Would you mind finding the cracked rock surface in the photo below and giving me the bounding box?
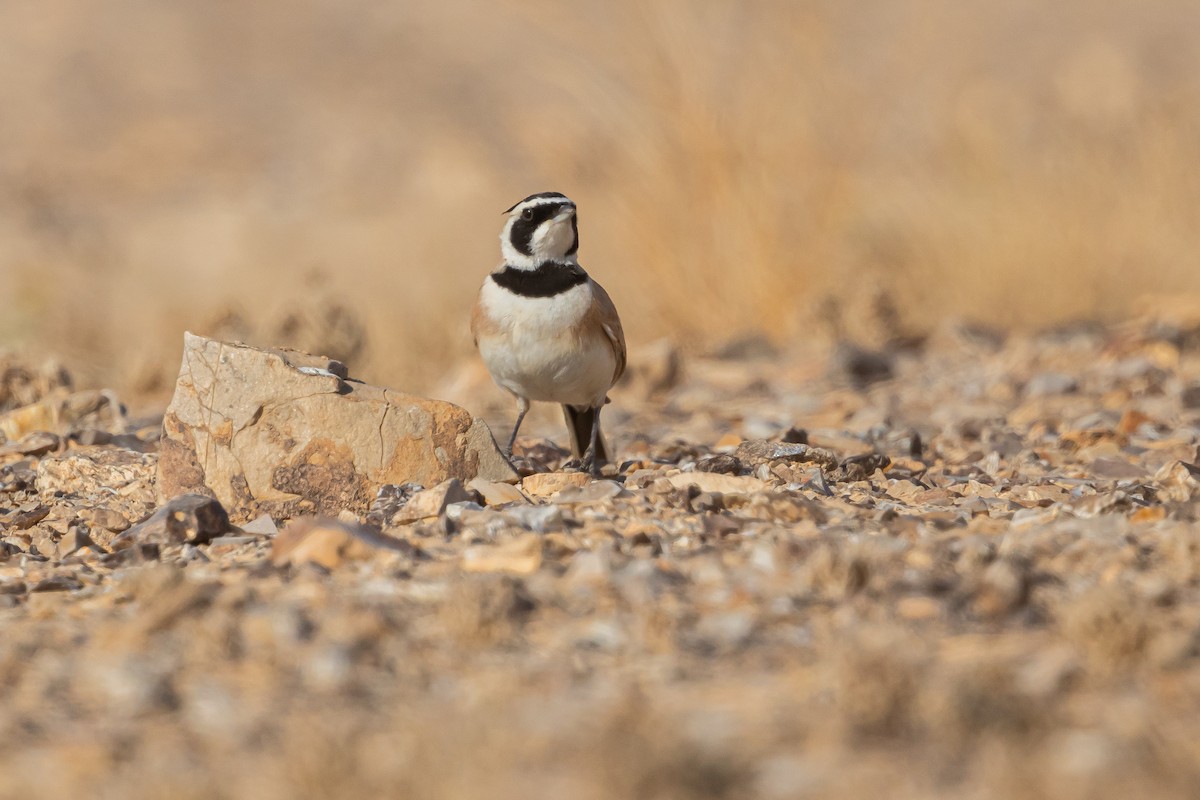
[157,332,517,521]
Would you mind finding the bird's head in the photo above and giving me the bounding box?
[500,191,579,268]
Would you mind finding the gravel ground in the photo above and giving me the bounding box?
[3,315,1200,799]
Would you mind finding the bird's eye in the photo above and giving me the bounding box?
[521,208,534,221]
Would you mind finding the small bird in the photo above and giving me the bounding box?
[471,192,626,474]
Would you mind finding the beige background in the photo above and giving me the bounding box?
[2,0,1198,402]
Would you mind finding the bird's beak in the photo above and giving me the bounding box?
[555,205,577,221]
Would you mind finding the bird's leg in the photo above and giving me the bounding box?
[506,396,530,459]
[580,405,603,477]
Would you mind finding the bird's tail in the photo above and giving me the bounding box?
[562,404,608,464]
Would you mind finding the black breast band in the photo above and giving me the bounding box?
[490,262,588,298]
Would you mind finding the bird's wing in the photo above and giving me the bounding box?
[584,278,627,385]
[469,286,493,349]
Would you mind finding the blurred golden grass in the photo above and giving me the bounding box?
[2,0,1199,402]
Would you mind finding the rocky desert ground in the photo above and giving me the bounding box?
[3,305,1200,800]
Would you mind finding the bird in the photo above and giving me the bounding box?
[471,191,626,475]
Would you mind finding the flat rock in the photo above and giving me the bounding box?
[241,513,279,536]
[552,480,627,505]
[0,431,60,458]
[271,517,412,569]
[461,534,543,575]
[36,447,157,504]
[665,472,770,495]
[156,333,516,522]
[735,440,839,470]
[521,472,591,498]
[3,504,50,530]
[0,388,125,441]
[468,478,529,506]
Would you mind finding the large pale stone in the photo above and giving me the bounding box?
[271,517,412,569]
[664,472,769,495]
[157,333,515,522]
[520,472,591,498]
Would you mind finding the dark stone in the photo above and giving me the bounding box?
[781,427,808,444]
[832,342,894,388]
[6,504,50,530]
[839,453,892,481]
[696,454,742,475]
[115,494,234,549]
[30,575,83,592]
[1182,383,1200,410]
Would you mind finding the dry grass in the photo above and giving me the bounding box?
[3,0,1200,403]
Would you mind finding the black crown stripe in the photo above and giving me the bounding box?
[503,191,569,213]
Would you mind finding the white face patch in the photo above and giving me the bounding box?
[530,213,576,260]
[499,196,579,268]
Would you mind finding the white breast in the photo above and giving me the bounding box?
[476,278,616,407]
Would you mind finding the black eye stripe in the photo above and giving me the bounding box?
[508,202,571,256]
[566,213,579,256]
